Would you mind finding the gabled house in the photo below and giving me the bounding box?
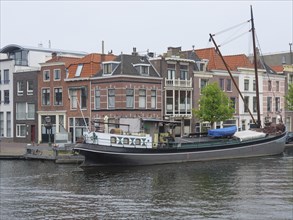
[151,47,196,136]
[65,53,116,143]
[38,55,82,144]
[91,48,162,134]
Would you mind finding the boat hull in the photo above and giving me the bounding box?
[74,132,287,167]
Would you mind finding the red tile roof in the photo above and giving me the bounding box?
[271,65,284,73]
[67,53,116,78]
[46,56,80,67]
[194,47,254,71]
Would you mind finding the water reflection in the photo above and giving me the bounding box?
[1,153,292,219]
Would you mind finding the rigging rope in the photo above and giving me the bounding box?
[213,20,251,36]
[219,31,250,47]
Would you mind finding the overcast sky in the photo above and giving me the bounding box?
[1,1,292,56]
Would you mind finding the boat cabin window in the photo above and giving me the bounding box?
[135,139,141,145]
[123,138,129,145]
[111,137,116,144]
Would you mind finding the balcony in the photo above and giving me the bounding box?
[165,78,192,88]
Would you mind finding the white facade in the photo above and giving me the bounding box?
[0,58,14,137]
[0,44,87,139]
[238,68,264,130]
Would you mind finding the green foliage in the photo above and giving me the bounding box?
[285,83,293,110]
[192,83,235,127]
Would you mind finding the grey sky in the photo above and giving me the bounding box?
[1,0,292,56]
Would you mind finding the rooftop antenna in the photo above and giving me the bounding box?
[102,40,104,54]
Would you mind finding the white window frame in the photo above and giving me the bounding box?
[16,124,26,137]
[27,81,33,95]
[139,89,146,109]
[17,81,24,96]
[54,69,61,81]
[54,87,63,106]
[75,64,83,77]
[43,70,50,81]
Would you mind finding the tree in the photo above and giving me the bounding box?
[193,82,235,128]
[285,83,293,110]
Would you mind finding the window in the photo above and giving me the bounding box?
[219,78,225,90]
[166,90,173,114]
[54,69,61,80]
[16,124,26,137]
[244,96,249,113]
[17,81,24,95]
[275,97,280,112]
[16,103,26,119]
[126,89,134,108]
[14,50,28,66]
[75,64,83,77]
[267,97,272,112]
[253,80,256,91]
[244,79,249,91]
[27,103,35,119]
[268,80,272,91]
[135,65,149,75]
[6,112,11,137]
[27,81,33,95]
[276,81,279,92]
[200,79,208,92]
[253,96,257,112]
[42,88,50,105]
[104,63,112,74]
[54,88,63,105]
[95,88,100,109]
[167,64,175,79]
[180,65,188,80]
[69,90,77,109]
[4,90,9,104]
[43,70,50,81]
[226,79,232,91]
[151,90,156,109]
[103,62,119,75]
[4,69,9,84]
[108,89,115,109]
[139,89,146,108]
[81,88,87,109]
[16,103,35,120]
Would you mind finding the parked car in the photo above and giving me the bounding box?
[286,132,293,144]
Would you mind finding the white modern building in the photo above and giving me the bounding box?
[0,44,87,139]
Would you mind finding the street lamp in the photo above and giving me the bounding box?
[45,116,52,147]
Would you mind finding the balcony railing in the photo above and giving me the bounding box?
[165,78,192,88]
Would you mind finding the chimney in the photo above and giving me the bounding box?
[132,47,138,56]
[102,40,104,54]
[52,52,57,59]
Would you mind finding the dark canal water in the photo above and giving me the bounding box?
[1,149,292,220]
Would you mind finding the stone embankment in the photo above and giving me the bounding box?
[0,140,84,164]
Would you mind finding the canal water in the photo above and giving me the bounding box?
[1,149,292,220]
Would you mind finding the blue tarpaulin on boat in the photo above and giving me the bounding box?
[208,126,237,138]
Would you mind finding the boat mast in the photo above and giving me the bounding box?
[209,33,258,126]
[251,5,261,128]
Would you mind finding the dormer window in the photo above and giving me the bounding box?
[196,59,209,72]
[133,64,150,75]
[75,64,83,77]
[102,62,119,75]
